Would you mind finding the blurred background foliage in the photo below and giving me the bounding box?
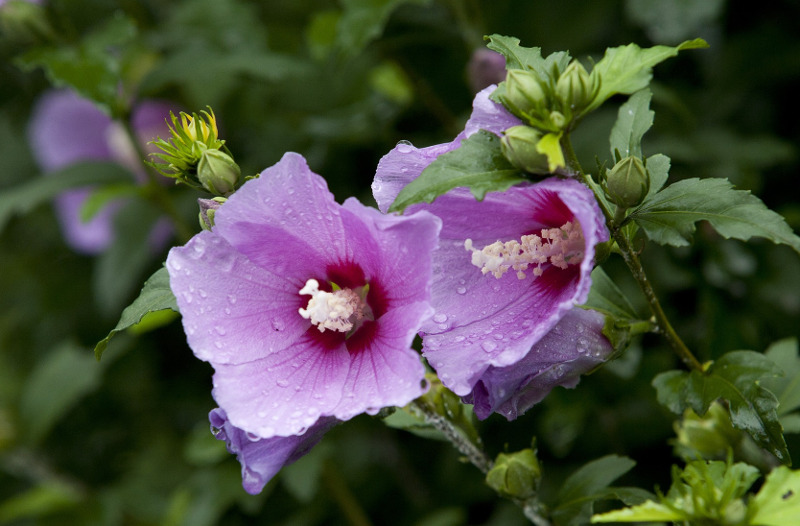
[1,0,799,524]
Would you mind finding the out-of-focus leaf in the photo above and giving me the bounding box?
[281,442,331,503]
[19,341,105,443]
[92,199,169,314]
[16,14,137,115]
[79,182,141,222]
[749,466,800,526]
[551,454,637,526]
[336,0,431,57]
[586,39,708,113]
[609,89,654,160]
[94,265,178,360]
[0,483,82,523]
[652,351,790,464]
[389,131,526,213]
[625,0,726,44]
[629,177,800,256]
[0,161,132,233]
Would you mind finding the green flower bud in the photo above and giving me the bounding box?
[604,156,649,209]
[556,60,595,112]
[197,149,241,196]
[548,110,566,130]
[198,197,226,231]
[501,125,551,175]
[504,69,547,116]
[486,449,541,500]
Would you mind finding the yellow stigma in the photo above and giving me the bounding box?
[465,220,584,280]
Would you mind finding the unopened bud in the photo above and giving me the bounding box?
[504,69,547,116]
[556,61,595,112]
[486,449,541,499]
[501,125,551,175]
[197,149,240,196]
[198,197,226,231]
[605,156,649,209]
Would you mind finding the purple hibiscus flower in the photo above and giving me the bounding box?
[167,152,441,492]
[27,89,174,254]
[373,85,613,420]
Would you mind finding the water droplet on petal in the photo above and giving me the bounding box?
[276,379,289,388]
[271,318,285,331]
[433,313,447,323]
[481,341,497,353]
[456,286,467,295]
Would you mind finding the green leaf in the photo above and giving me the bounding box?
[629,177,800,256]
[584,267,640,320]
[643,153,670,199]
[749,466,800,526]
[19,342,105,443]
[551,455,637,526]
[762,338,800,416]
[592,499,682,523]
[16,14,137,115]
[0,161,132,234]
[586,39,708,113]
[652,351,790,464]
[94,266,179,360]
[388,130,526,213]
[485,34,572,78]
[382,406,447,442]
[609,89,654,160]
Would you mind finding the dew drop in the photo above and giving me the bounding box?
[271,318,285,331]
[456,286,467,295]
[276,379,289,388]
[214,326,226,336]
[227,294,237,304]
[245,431,260,442]
[433,313,447,323]
[481,341,497,353]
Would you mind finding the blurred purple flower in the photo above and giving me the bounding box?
[373,86,611,420]
[167,153,441,489]
[209,408,336,494]
[27,89,174,254]
[467,48,507,93]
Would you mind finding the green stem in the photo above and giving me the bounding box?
[410,401,552,526]
[410,400,492,474]
[119,117,194,244]
[561,136,703,372]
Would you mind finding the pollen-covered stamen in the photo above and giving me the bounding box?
[298,279,370,333]
[465,220,584,280]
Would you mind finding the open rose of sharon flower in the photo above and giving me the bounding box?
[167,152,441,493]
[373,85,613,420]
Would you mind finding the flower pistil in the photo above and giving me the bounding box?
[465,220,584,280]
[298,279,372,333]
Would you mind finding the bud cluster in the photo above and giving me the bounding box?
[148,108,241,196]
[498,59,599,134]
[485,448,542,500]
